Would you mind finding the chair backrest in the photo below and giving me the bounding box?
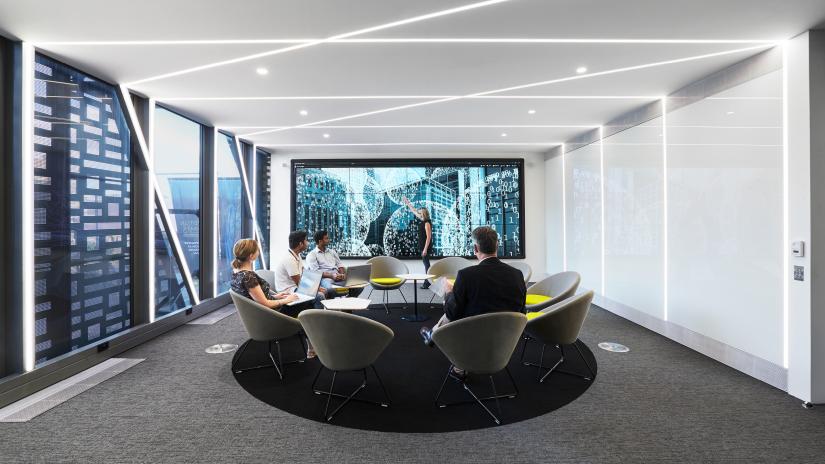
[525,291,594,345]
[427,257,473,279]
[298,309,394,371]
[257,269,276,288]
[366,256,409,279]
[508,261,532,284]
[230,291,303,341]
[431,312,527,375]
[527,271,580,301]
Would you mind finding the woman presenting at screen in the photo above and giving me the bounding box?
[403,196,433,289]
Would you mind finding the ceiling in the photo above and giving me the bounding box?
[1,0,824,154]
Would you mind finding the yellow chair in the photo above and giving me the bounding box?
[366,256,409,315]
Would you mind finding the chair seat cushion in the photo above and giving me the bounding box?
[526,312,542,320]
[526,294,552,305]
[334,287,349,294]
[372,277,402,285]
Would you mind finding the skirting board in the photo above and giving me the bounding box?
[591,293,788,392]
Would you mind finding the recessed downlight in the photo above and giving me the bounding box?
[576,66,588,74]
[323,133,330,138]
[299,109,309,116]
[726,111,735,115]
[527,109,536,114]
[501,132,508,137]
[255,67,269,76]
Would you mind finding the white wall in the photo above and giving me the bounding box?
[544,150,565,275]
[270,152,547,277]
[545,55,792,391]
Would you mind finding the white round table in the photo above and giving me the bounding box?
[396,273,435,322]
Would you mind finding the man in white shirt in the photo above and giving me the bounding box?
[306,230,363,298]
[274,230,327,307]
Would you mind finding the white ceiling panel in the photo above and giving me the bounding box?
[363,0,825,40]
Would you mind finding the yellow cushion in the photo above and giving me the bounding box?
[334,287,349,294]
[447,278,455,285]
[526,312,543,320]
[371,277,402,285]
[526,294,552,305]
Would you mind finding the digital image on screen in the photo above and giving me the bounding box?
[292,159,524,258]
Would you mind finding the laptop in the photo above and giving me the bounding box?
[286,270,323,306]
[339,264,372,287]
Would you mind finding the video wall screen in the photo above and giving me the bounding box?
[291,159,524,259]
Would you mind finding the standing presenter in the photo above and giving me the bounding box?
[403,196,433,289]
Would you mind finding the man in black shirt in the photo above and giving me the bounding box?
[421,226,526,346]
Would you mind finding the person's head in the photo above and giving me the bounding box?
[420,208,430,221]
[471,226,498,259]
[288,230,309,252]
[313,230,330,249]
[232,238,260,269]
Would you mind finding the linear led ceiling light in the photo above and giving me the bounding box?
[223,124,599,129]
[38,38,780,46]
[242,43,772,138]
[125,0,510,86]
[258,142,563,147]
[158,95,660,102]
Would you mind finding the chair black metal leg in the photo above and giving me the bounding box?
[323,371,337,420]
[364,286,373,299]
[371,365,392,406]
[536,344,545,380]
[434,365,453,407]
[231,339,251,373]
[398,289,408,309]
[298,334,308,362]
[463,382,501,425]
[489,375,503,420]
[548,342,593,381]
[311,364,324,393]
[519,335,530,363]
[268,341,284,380]
[382,291,390,315]
[504,366,519,397]
[326,372,367,422]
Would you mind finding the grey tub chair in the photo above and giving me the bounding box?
[508,261,532,285]
[426,257,473,304]
[298,309,394,422]
[521,291,596,383]
[432,312,527,425]
[365,256,409,314]
[256,269,277,288]
[525,271,581,313]
[229,291,307,380]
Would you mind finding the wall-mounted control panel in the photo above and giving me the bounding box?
[792,241,805,258]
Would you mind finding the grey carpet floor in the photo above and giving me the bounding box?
[1,285,825,463]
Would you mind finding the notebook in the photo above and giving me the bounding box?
[286,270,322,306]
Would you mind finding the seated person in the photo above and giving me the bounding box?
[273,230,331,308]
[230,238,299,314]
[420,226,527,353]
[305,230,363,297]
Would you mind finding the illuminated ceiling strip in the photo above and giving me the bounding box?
[118,84,200,307]
[243,44,772,137]
[259,142,563,147]
[125,0,510,85]
[662,98,669,322]
[36,38,779,46]
[159,95,659,101]
[561,143,567,272]
[222,124,598,130]
[782,43,789,369]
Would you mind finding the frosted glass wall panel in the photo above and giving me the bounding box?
[667,70,783,365]
[565,143,602,293]
[603,119,664,318]
[545,154,565,275]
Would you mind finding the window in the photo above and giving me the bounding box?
[153,107,201,308]
[216,134,247,293]
[154,204,192,317]
[32,54,131,364]
[255,149,271,267]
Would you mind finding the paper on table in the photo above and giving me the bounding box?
[321,298,372,310]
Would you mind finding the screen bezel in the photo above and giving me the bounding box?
[290,158,526,260]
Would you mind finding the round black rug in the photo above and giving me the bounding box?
[232,304,597,432]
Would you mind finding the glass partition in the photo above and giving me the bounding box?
[32,54,132,364]
[153,106,201,314]
[216,134,245,293]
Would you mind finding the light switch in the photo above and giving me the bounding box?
[792,241,805,257]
